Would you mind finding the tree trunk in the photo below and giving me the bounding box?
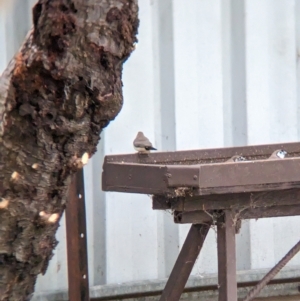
[0,0,138,300]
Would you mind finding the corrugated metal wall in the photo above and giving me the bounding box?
[1,0,300,294]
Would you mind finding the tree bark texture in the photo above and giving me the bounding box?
[0,1,138,300]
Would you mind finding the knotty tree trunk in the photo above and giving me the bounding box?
[0,1,138,300]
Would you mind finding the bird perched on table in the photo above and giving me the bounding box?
[133,132,157,153]
[268,149,287,159]
[226,155,246,163]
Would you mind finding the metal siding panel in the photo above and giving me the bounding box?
[246,0,272,144]
[104,0,159,284]
[173,0,200,151]
[173,0,225,277]
[271,0,300,262]
[246,0,299,270]
[0,9,7,74]
[245,0,276,270]
[84,144,107,286]
[151,0,180,275]
[151,0,180,277]
[297,0,300,140]
[1,0,300,294]
[196,0,224,149]
[222,0,247,147]
[268,1,297,143]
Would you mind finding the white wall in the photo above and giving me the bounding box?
[1,0,300,293]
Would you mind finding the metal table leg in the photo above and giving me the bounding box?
[159,223,211,301]
[66,169,90,301]
[217,210,237,301]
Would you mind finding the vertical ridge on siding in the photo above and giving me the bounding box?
[193,0,224,276]
[246,0,299,270]
[173,0,224,277]
[151,0,179,279]
[221,0,233,147]
[222,0,248,146]
[271,0,300,268]
[196,0,224,149]
[173,0,203,276]
[296,0,300,139]
[245,0,275,270]
[84,139,107,286]
[104,0,158,284]
[173,0,200,151]
[152,0,176,152]
[222,0,251,271]
[268,0,297,143]
[230,0,247,146]
[0,6,8,74]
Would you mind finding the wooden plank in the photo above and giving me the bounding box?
[174,210,213,224]
[159,224,211,301]
[102,162,169,194]
[104,142,300,165]
[102,162,200,194]
[66,170,90,301]
[152,195,184,210]
[197,157,300,195]
[173,205,300,224]
[103,158,300,195]
[240,204,300,219]
[182,189,300,211]
[217,211,237,301]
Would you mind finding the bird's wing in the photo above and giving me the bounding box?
[134,136,153,148]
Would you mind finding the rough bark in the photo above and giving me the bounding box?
[0,0,138,300]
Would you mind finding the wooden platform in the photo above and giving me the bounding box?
[101,142,300,301]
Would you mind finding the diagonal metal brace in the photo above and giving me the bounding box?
[159,223,211,301]
[242,238,300,301]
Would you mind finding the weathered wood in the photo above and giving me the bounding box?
[173,204,300,224]
[102,162,171,194]
[0,0,138,299]
[104,141,300,165]
[152,189,300,212]
[217,211,237,301]
[152,195,184,210]
[174,210,214,224]
[159,224,211,301]
[185,189,300,211]
[103,157,300,196]
[239,204,300,219]
[196,157,300,195]
[66,170,89,301]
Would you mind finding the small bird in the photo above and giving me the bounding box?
[269,149,287,159]
[133,132,157,153]
[226,155,246,163]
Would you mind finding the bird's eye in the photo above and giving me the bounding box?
[277,150,286,158]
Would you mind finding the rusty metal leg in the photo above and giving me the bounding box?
[159,223,211,301]
[66,169,90,301]
[217,210,237,301]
